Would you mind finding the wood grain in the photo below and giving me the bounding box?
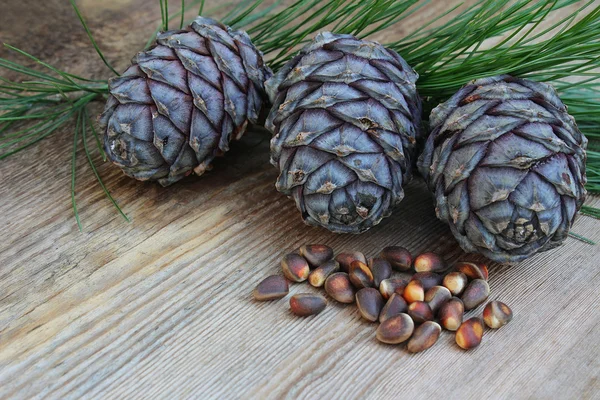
[1,1,599,399]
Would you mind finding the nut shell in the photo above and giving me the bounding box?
[438,297,464,331]
[379,278,409,300]
[407,321,441,353]
[483,301,513,328]
[478,263,489,280]
[407,301,434,324]
[376,313,414,344]
[335,251,367,273]
[414,253,446,273]
[424,285,452,314]
[411,272,443,291]
[461,279,490,310]
[403,280,425,303]
[368,258,392,287]
[456,317,484,350]
[455,261,488,281]
[299,244,334,267]
[356,288,384,322]
[324,272,356,303]
[290,293,327,316]
[253,275,289,301]
[380,246,412,271]
[308,260,340,287]
[281,253,310,282]
[443,271,468,296]
[349,260,374,289]
[379,293,408,323]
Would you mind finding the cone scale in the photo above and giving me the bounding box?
[418,75,587,263]
[99,17,272,186]
[266,32,422,233]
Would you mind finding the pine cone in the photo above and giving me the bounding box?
[265,33,422,233]
[99,17,272,186]
[418,75,587,263]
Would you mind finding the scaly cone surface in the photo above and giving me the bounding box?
[418,75,587,263]
[266,32,422,233]
[100,17,272,186]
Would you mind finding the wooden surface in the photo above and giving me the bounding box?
[1,1,599,399]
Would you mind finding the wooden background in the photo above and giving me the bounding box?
[1,1,599,399]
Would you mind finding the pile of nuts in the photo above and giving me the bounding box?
[253,245,513,353]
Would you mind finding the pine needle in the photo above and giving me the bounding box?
[88,110,106,161]
[160,0,166,32]
[144,0,232,49]
[569,232,596,245]
[165,0,169,30]
[581,206,600,219]
[181,0,186,29]
[82,108,129,222]
[71,110,83,231]
[69,0,119,76]
[160,0,169,31]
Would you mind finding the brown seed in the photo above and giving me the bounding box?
[253,275,289,301]
[403,280,424,303]
[368,258,392,287]
[413,252,446,273]
[483,301,513,329]
[456,317,484,350]
[478,263,489,280]
[335,251,367,273]
[376,313,414,344]
[380,246,412,271]
[281,253,310,282]
[411,272,443,291]
[379,278,409,300]
[424,285,452,314]
[461,279,490,310]
[356,288,384,322]
[349,260,374,289]
[379,293,408,323]
[443,271,468,296]
[308,260,340,287]
[407,301,434,324]
[289,293,327,316]
[455,261,488,281]
[324,272,356,303]
[299,244,334,267]
[439,297,464,331]
[407,321,441,353]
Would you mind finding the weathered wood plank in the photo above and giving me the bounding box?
[0,1,599,399]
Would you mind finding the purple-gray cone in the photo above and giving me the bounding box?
[99,17,272,186]
[265,33,422,234]
[418,75,587,263]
